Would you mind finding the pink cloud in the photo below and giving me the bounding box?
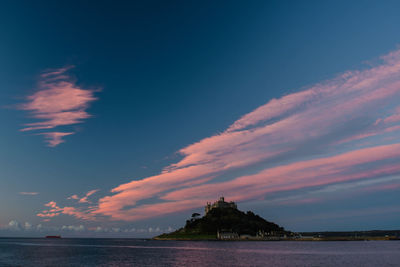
[97,199,207,221]
[62,206,95,220]
[93,144,400,221]
[226,90,316,132]
[18,66,99,146]
[54,48,400,222]
[37,213,60,218]
[67,190,99,203]
[384,112,400,124]
[39,132,74,147]
[79,189,99,203]
[37,201,63,218]
[37,201,96,221]
[45,201,58,208]
[162,144,400,202]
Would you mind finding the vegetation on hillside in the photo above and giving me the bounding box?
[156,207,288,239]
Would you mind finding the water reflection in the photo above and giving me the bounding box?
[0,238,399,266]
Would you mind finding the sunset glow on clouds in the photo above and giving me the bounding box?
[71,189,99,204]
[39,49,400,223]
[36,189,100,221]
[18,66,98,146]
[68,48,400,222]
[37,200,95,221]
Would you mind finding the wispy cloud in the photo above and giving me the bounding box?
[39,132,74,147]
[19,192,39,196]
[87,48,400,221]
[37,190,100,222]
[18,66,99,146]
[37,201,95,221]
[67,189,99,203]
[78,189,99,203]
[33,49,397,222]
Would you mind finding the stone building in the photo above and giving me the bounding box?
[205,196,237,214]
[217,230,239,240]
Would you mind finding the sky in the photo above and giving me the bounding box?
[1,0,400,237]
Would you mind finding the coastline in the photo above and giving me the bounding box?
[154,230,400,241]
[153,236,400,241]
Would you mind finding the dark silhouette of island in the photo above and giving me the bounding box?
[155,197,290,240]
[154,197,400,241]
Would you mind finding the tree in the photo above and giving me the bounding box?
[191,213,200,219]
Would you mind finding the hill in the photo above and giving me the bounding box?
[155,206,288,240]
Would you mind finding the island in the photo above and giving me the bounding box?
[154,197,400,241]
[154,197,290,240]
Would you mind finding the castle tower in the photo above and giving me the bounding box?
[205,197,237,214]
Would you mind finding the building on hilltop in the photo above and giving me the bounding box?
[205,196,237,214]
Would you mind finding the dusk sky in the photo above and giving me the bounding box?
[1,0,400,237]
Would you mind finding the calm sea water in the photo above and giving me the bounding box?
[0,238,399,266]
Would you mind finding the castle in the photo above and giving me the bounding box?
[205,197,237,214]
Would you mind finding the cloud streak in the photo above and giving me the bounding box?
[78,189,99,203]
[64,48,400,222]
[18,66,98,146]
[67,189,99,203]
[19,192,39,196]
[37,201,95,221]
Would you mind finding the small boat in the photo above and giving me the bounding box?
[45,235,61,239]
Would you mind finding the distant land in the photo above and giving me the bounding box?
[154,197,400,241]
[298,230,400,241]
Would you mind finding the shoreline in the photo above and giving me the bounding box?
[153,237,400,241]
[154,229,400,241]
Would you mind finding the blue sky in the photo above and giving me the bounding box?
[1,0,400,237]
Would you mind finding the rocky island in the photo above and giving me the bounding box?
[154,197,290,240]
[154,197,400,241]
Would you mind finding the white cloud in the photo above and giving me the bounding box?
[61,225,85,232]
[24,222,32,230]
[7,220,21,231]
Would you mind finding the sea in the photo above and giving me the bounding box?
[0,238,399,266]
